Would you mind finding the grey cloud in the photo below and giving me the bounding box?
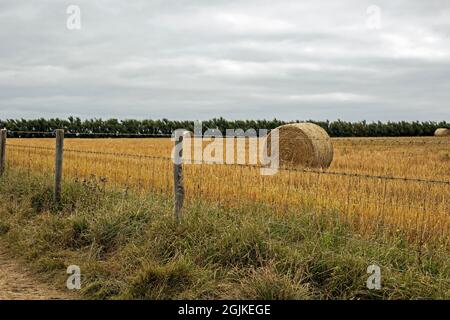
[0,0,449,121]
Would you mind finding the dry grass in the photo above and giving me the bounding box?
[5,136,450,246]
[0,171,448,299]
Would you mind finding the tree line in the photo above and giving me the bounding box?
[0,117,448,138]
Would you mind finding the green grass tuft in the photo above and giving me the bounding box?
[0,170,448,300]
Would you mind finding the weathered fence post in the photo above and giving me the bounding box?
[0,129,6,176]
[173,130,186,223]
[54,129,64,205]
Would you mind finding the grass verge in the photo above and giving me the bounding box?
[0,170,448,299]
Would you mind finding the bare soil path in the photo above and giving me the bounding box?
[0,247,72,300]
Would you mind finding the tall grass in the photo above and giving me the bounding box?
[0,170,448,299]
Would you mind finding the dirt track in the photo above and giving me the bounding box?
[0,247,72,300]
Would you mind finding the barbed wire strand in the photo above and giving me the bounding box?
[5,130,173,137]
[5,143,450,185]
[5,146,448,218]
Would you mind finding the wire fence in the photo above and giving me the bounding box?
[5,142,450,185]
[0,129,449,248]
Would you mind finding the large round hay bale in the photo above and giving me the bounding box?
[434,128,450,137]
[266,123,333,169]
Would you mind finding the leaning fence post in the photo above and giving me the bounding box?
[173,130,186,223]
[0,129,6,176]
[54,129,64,205]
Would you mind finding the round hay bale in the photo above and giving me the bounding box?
[434,128,450,137]
[266,123,333,169]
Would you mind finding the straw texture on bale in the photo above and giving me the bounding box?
[267,123,333,169]
[434,128,450,137]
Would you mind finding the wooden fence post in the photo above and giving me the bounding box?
[54,129,64,205]
[0,129,6,176]
[173,131,186,223]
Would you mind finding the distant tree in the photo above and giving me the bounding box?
[0,117,448,138]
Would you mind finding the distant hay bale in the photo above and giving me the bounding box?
[434,128,450,137]
[266,123,333,169]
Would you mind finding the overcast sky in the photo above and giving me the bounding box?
[0,0,449,121]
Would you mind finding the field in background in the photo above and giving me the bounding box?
[5,136,450,246]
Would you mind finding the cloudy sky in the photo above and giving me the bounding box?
[1,0,449,121]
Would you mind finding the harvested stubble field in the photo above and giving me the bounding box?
[0,135,449,299]
[6,136,450,246]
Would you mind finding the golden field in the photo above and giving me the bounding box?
[5,136,450,246]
